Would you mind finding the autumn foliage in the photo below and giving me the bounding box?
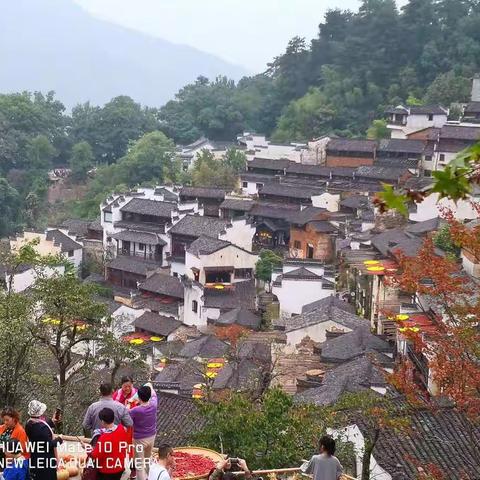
[388,212,480,421]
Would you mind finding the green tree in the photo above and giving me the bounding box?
[31,273,109,426]
[195,388,354,471]
[0,177,21,236]
[366,119,390,139]
[272,88,336,142]
[433,224,461,258]
[113,131,177,186]
[69,141,95,182]
[223,148,247,174]
[423,70,471,106]
[255,250,283,283]
[190,150,237,189]
[71,96,160,164]
[0,249,38,406]
[26,134,57,171]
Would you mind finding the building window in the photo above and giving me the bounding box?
[423,169,432,177]
[439,154,446,163]
[424,155,432,162]
[242,181,248,188]
[103,211,112,223]
[307,244,314,259]
[68,250,74,257]
[256,182,264,190]
[293,240,301,249]
[428,114,433,121]
[138,243,145,251]
[192,300,198,313]
[234,268,252,279]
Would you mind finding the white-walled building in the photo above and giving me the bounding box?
[431,124,480,171]
[10,229,83,272]
[168,214,256,277]
[0,264,65,293]
[386,105,448,139]
[278,299,367,354]
[410,189,480,222]
[182,236,258,326]
[272,261,335,317]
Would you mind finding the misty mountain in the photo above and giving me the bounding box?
[0,0,248,108]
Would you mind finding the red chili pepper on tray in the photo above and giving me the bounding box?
[172,452,216,478]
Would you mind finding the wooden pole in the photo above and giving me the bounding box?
[58,439,358,480]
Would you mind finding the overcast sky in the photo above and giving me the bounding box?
[75,0,365,72]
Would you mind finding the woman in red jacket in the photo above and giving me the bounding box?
[89,408,129,480]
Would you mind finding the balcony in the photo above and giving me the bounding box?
[407,343,429,388]
[388,119,407,126]
[114,220,166,234]
[119,249,162,263]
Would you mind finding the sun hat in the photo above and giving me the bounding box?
[28,400,47,418]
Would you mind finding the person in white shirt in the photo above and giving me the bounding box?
[148,444,174,480]
[301,435,343,480]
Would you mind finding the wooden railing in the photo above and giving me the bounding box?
[60,437,358,480]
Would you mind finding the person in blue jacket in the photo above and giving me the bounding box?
[1,439,28,480]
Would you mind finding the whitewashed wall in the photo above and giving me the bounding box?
[283,320,355,354]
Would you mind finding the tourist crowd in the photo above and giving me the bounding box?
[0,376,343,480]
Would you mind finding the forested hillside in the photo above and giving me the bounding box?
[160,0,480,143]
[1,0,480,236]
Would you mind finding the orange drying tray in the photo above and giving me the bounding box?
[173,446,224,480]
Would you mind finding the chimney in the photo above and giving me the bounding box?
[472,74,480,102]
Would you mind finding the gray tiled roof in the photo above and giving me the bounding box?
[371,229,424,257]
[366,407,480,480]
[405,217,441,235]
[220,198,254,211]
[378,138,426,154]
[259,183,323,199]
[250,203,300,220]
[180,186,226,200]
[286,164,355,178]
[203,279,256,310]
[285,304,367,333]
[248,157,291,170]
[288,206,327,226]
[439,125,480,140]
[138,273,184,299]
[340,194,370,210]
[187,236,231,256]
[135,312,182,336]
[46,229,82,253]
[155,392,205,446]
[295,355,387,406]
[168,215,229,238]
[178,335,229,359]
[60,219,90,237]
[120,198,176,218]
[154,187,178,202]
[282,267,321,280]
[153,359,204,392]
[327,139,376,153]
[354,166,410,181]
[212,358,264,394]
[88,217,103,232]
[240,173,278,183]
[111,230,167,245]
[302,295,356,315]
[409,105,448,115]
[464,101,480,114]
[309,221,338,233]
[319,326,392,363]
[106,256,159,276]
[213,307,261,330]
